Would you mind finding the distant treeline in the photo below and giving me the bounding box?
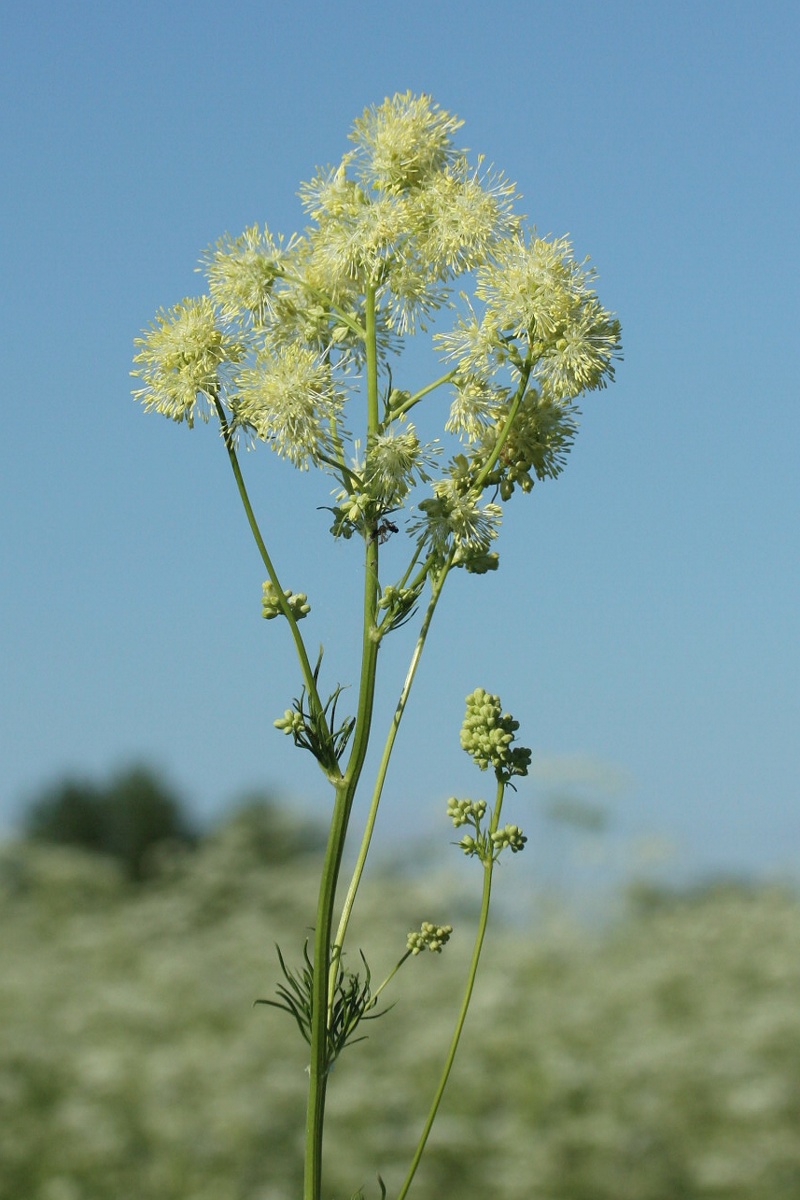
[20,766,325,881]
[2,793,799,1200]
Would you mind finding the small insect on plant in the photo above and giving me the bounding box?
[374,517,399,544]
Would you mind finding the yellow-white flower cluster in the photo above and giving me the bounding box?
[132,92,620,544]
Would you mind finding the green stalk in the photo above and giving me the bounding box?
[471,357,532,493]
[304,776,354,1198]
[304,284,382,1200]
[384,369,458,424]
[394,776,506,1200]
[364,283,380,433]
[214,399,330,747]
[331,555,454,970]
[277,268,367,341]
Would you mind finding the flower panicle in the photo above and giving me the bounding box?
[132,92,620,504]
[460,688,532,783]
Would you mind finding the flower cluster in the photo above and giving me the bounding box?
[132,93,620,556]
[415,485,503,563]
[459,688,532,781]
[406,922,454,955]
[235,344,346,469]
[437,235,621,401]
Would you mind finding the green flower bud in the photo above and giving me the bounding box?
[274,709,305,736]
[262,582,311,621]
[459,687,531,780]
[491,824,527,854]
[407,921,453,955]
[447,796,473,827]
[462,550,500,575]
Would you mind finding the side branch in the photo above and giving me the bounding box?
[395,775,507,1200]
[214,398,333,750]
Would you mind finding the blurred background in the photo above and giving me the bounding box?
[1,2,798,1196]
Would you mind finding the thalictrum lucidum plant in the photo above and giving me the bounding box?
[132,91,621,1200]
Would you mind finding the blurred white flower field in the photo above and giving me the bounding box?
[2,805,799,1200]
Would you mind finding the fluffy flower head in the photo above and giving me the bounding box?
[234,344,344,468]
[132,297,241,427]
[350,92,463,193]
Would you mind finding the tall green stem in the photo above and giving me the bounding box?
[395,777,506,1200]
[304,777,352,1197]
[304,284,382,1200]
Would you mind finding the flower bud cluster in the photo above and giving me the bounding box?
[447,795,484,859]
[459,688,531,780]
[274,709,305,737]
[447,796,527,863]
[376,580,425,635]
[407,922,453,955]
[458,549,499,575]
[446,797,486,827]
[262,582,311,621]
[456,834,480,857]
[491,824,527,854]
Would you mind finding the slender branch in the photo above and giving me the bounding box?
[372,949,414,1003]
[332,555,454,967]
[470,353,533,494]
[277,268,367,341]
[316,449,363,493]
[394,776,507,1200]
[385,369,458,424]
[214,399,331,739]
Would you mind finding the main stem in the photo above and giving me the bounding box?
[304,285,381,1200]
[331,554,455,967]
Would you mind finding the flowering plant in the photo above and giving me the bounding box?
[132,92,620,1200]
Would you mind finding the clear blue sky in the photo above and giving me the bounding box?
[2,1,798,887]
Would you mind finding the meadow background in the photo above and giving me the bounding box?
[2,784,800,1200]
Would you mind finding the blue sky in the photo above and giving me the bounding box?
[2,1,798,889]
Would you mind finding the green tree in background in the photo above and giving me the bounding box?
[23,765,196,881]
